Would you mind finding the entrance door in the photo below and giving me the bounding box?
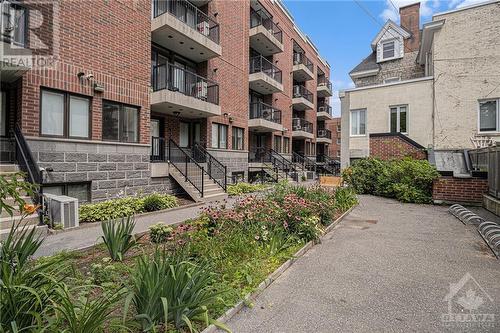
[179,121,201,148]
[0,91,6,137]
[150,119,162,160]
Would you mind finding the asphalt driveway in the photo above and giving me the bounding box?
[224,195,500,332]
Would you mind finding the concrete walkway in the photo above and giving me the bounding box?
[224,195,500,332]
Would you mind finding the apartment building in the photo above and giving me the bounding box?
[0,0,333,203]
[340,1,500,170]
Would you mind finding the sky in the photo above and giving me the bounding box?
[283,0,488,117]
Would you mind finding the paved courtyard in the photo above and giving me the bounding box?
[224,195,500,332]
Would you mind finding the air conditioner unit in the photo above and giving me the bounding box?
[197,21,210,36]
[44,193,79,229]
[196,81,208,99]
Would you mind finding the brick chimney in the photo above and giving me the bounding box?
[399,2,420,52]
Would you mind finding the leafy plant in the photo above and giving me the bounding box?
[101,217,140,261]
[143,193,178,212]
[149,223,173,243]
[89,258,117,285]
[0,172,36,217]
[334,187,358,212]
[127,249,226,332]
[227,183,267,196]
[50,285,126,333]
[1,221,44,271]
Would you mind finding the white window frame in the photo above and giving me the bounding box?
[383,77,400,84]
[381,39,396,61]
[350,109,366,137]
[478,98,500,134]
[389,105,408,134]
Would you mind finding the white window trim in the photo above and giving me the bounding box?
[389,105,409,135]
[478,98,500,134]
[380,39,398,62]
[383,77,400,84]
[350,109,367,137]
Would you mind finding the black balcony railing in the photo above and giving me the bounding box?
[250,55,282,83]
[293,52,314,73]
[292,85,313,103]
[250,9,283,43]
[317,129,332,139]
[292,118,313,133]
[192,143,227,191]
[249,102,282,124]
[168,139,205,197]
[152,0,220,44]
[318,77,332,91]
[1,1,28,48]
[152,63,219,105]
[317,102,332,115]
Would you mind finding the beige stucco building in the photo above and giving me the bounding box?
[341,0,500,168]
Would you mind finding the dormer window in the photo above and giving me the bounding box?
[382,41,395,60]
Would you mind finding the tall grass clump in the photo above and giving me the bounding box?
[101,217,140,261]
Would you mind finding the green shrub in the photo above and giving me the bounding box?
[343,157,439,204]
[89,259,117,285]
[143,193,178,212]
[101,217,140,261]
[227,182,267,196]
[149,223,174,243]
[79,194,178,223]
[334,187,358,212]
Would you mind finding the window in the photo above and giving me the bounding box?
[479,99,499,132]
[274,135,281,153]
[382,41,395,60]
[337,124,341,132]
[1,91,6,136]
[336,137,341,144]
[283,137,290,154]
[102,101,139,143]
[43,182,90,203]
[211,123,228,149]
[232,126,244,150]
[1,3,27,47]
[390,105,408,133]
[384,77,400,84]
[350,109,366,136]
[337,150,341,157]
[41,90,90,138]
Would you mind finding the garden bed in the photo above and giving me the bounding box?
[2,183,358,332]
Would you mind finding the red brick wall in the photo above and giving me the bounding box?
[20,0,151,144]
[433,177,488,204]
[370,135,427,160]
[399,3,420,52]
[327,117,341,158]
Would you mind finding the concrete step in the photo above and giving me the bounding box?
[2,195,32,207]
[0,213,40,230]
[198,192,228,202]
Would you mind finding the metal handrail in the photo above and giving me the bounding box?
[317,101,332,115]
[317,129,332,139]
[292,151,316,172]
[168,139,204,197]
[152,63,219,105]
[250,9,283,43]
[192,143,227,191]
[150,136,166,162]
[249,55,282,83]
[292,118,313,133]
[292,85,313,102]
[152,0,220,44]
[318,77,332,90]
[249,101,282,124]
[293,52,313,72]
[270,148,296,175]
[1,1,27,48]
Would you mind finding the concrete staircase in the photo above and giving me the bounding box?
[169,165,227,202]
[0,164,43,239]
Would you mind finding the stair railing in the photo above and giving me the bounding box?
[192,143,227,191]
[13,124,44,224]
[270,148,295,178]
[168,139,204,197]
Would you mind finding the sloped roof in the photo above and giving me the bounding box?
[370,20,411,50]
[349,52,380,75]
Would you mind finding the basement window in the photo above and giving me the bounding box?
[43,182,91,203]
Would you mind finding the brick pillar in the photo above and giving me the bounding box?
[399,2,420,52]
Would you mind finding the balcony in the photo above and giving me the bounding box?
[152,0,221,62]
[249,10,283,56]
[1,2,31,83]
[292,85,314,111]
[292,118,314,139]
[317,78,333,97]
[317,129,332,144]
[248,102,283,132]
[151,63,221,118]
[317,102,332,120]
[292,53,314,81]
[249,55,283,94]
